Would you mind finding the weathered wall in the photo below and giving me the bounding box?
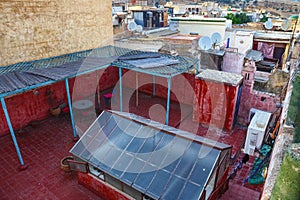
[224,30,254,55]
[222,51,245,74]
[78,172,132,200]
[238,60,280,125]
[193,79,240,131]
[0,0,113,66]
[0,67,119,136]
[238,85,280,125]
[121,70,196,105]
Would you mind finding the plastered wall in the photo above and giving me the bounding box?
[0,0,113,66]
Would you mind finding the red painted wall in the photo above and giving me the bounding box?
[77,172,131,200]
[193,79,239,131]
[0,66,194,136]
[121,69,195,105]
[0,67,119,136]
[237,85,279,125]
[237,62,280,125]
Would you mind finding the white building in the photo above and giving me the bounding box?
[169,16,231,41]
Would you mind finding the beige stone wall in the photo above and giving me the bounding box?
[0,0,113,66]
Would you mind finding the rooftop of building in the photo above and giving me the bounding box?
[0,90,263,199]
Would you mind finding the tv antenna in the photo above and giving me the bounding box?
[198,36,212,51]
[211,32,222,49]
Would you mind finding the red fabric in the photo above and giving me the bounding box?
[103,93,113,98]
[257,42,275,59]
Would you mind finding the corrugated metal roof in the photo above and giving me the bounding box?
[0,46,197,96]
[254,32,292,41]
[245,50,263,62]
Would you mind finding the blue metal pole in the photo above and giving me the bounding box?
[166,78,171,125]
[65,78,77,138]
[119,67,123,112]
[152,75,156,96]
[1,98,25,166]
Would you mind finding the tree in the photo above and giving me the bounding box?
[225,13,250,24]
[260,14,268,22]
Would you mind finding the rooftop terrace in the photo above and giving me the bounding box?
[0,90,262,199]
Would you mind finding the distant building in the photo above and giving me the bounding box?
[131,8,168,28]
[170,16,231,40]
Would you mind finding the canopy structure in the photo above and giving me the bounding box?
[0,45,197,168]
[70,110,232,200]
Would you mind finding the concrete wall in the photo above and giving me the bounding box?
[193,79,240,131]
[0,67,119,136]
[222,51,245,74]
[78,172,133,200]
[238,60,280,125]
[0,0,113,66]
[171,17,228,40]
[121,70,196,106]
[224,30,254,55]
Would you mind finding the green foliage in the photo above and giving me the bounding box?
[224,13,251,24]
[260,15,268,22]
[287,75,300,143]
[271,146,300,200]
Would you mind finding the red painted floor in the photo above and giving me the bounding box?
[0,91,263,199]
[0,115,101,200]
[219,182,261,200]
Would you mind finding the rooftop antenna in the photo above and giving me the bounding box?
[198,36,212,51]
[211,32,222,50]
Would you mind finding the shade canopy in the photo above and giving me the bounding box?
[70,110,232,200]
[0,46,197,97]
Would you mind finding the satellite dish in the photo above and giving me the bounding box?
[281,20,289,31]
[136,25,143,33]
[198,36,212,50]
[211,32,222,44]
[264,20,273,30]
[128,21,137,32]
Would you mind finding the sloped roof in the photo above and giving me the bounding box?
[70,110,231,200]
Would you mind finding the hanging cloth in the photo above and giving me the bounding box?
[257,42,275,59]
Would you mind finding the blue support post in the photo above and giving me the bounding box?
[65,78,77,139]
[166,78,171,125]
[1,98,26,168]
[152,75,156,96]
[119,67,123,112]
